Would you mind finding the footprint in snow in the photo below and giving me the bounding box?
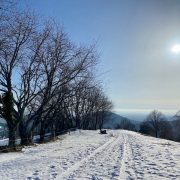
[33,172,38,176]
[34,178,40,180]
[111,171,118,177]
[51,172,57,178]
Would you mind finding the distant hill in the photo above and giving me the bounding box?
[103,112,140,130]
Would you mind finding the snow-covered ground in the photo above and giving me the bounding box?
[0,130,180,180]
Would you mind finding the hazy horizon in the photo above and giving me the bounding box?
[114,108,178,121]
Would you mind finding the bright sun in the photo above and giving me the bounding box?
[171,44,180,53]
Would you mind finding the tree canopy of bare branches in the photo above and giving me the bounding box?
[0,8,113,147]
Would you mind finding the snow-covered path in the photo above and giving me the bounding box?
[0,130,180,180]
[60,134,122,179]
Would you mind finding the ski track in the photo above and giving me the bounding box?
[61,133,136,180]
[58,135,119,179]
[118,134,136,180]
[0,131,112,180]
[0,130,180,180]
[61,131,180,180]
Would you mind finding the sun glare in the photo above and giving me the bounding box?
[171,44,180,53]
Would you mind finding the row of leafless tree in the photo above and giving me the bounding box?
[172,112,180,142]
[139,110,180,142]
[0,3,113,148]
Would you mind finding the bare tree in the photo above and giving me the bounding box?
[16,24,52,144]
[172,111,180,142]
[140,110,165,138]
[0,12,35,147]
[97,94,113,131]
[0,7,112,147]
[159,120,173,140]
[17,25,98,143]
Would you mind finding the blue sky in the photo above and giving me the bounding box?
[19,0,180,115]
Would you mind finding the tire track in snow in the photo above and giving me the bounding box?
[56,135,118,179]
[118,134,136,180]
[118,134,126,179]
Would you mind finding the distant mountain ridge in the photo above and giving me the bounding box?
[103,112,140,130]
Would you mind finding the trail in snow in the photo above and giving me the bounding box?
[0,131,111,180]
[118,134,136,180]
[0,130,180,180]
[59,135,117,179]
[61,133,137,180]
[53,131,180,180]
[59,134,122,179]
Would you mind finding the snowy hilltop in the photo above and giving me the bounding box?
[0,130,180,180]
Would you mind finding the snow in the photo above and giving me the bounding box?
[0,133,52,147]
[0,130,180,180]
[0,117,6,124]
[0,138,9,146]
[0,138,21,146]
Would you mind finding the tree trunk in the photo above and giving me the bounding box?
[40,121,45,142]
[20,133,32,145]
[2,92,17,148]
[19,122,32,145]
[8,127,16,148]
[155,130,158,138]
[94,113,98,130]
[76,117,80,129]
[51,124,56,140]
